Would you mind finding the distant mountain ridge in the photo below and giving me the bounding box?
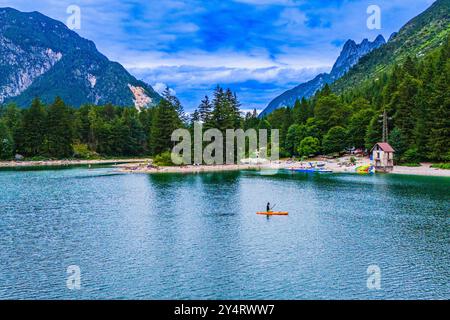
[259,35,386,117]
[0,7,161,108]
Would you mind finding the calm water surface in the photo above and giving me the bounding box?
[0,167,448,299]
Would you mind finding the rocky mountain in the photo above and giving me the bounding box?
[0,7,161,109]
[333,0,450,93]
[259,35,386,117]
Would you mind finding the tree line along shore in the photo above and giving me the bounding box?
[0,38,448,169]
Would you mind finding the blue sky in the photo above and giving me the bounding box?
[0,0,436,111]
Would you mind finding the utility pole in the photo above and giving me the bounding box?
[382,109,388,143]
[379,109,390,143]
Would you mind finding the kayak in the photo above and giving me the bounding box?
[257,211,289,216]
[356,165,375,174]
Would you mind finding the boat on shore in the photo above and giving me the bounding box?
[289,167,333,174]
[356,165,375,174]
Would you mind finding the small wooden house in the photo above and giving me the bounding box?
[371,143,395,172]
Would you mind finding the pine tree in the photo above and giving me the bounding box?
[0,103,22,153]
[210,86,235,131]
[149,98,182,155]
[19,97,47,156]
[162,88,188,125]
[46,97,74,158]
[122,108,146,155]
[365,114,382,150]
[227,89,242,128]
[428,39,450,161]
[190,109,200,124]
[393,74,420,148]
[243,109,259,130]
[414,59,434,160]
[198,96,212,123]
[0,119,14,159]
[347,109,375,149]
[292,98,309,125]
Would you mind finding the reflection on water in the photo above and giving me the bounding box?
[0,167,448,299]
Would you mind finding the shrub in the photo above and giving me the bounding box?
[402,163,421,167]
[72,143,100,159]
[153,151,182,167]
[431,163,450,170]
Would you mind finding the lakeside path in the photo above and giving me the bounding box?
[0,158,151,168]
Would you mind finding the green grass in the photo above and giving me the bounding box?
[401,163,422,167]
[431,163,450,170]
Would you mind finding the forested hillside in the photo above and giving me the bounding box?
[333,0,450,93]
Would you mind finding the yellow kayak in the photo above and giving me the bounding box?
[257,211,289,216]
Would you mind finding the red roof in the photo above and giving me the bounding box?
[372,143,395,152]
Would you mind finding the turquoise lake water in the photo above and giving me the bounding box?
[0,167,448,299]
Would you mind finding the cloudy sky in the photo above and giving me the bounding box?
[0,0,435,111]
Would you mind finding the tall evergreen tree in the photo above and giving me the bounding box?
[292,98,309,125]
[393,74,420,148]
[122,108,146,155]
[0,119,14,159]
[46,97,74,158]
[150,98,182,155]
[19,98,47,156]
[428,39,450,161]
[162,88,188,125]
[347,109,375,149]
[198,95,212,123]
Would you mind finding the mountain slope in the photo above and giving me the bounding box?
[260,35,385,117]
[333,0,450,93]
[0,7,161,109]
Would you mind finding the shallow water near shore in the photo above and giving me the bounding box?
[0,167,449,299]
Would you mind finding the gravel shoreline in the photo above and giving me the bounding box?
[1,158,448,177]
[0,158,150,168]
[117,159,450,177]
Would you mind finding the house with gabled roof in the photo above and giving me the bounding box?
[371,142,395,173]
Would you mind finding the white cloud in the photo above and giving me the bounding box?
[133,65,328,89]
[152,82,176,96]
[118,47,334,71]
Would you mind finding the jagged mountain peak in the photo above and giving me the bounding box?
[331,35,385,79]
[343,39,357,49]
